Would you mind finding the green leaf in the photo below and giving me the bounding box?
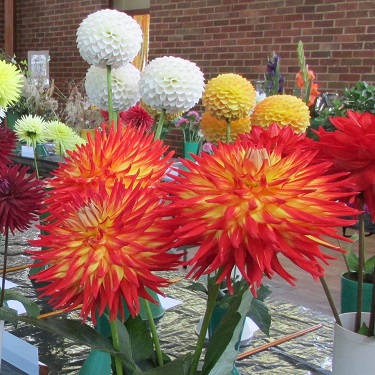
[186,282,208,295]
[142,354,194,375]
[202,284,253,375]
[2,290,40,317]
[357,322,370,336]
[123,316,159,371]
[0,306,19,325]
[79,350,111,375]
[247,298,271,336]
[345,250,359,272]
[364,255,375,274]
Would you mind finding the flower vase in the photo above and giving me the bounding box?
[332,312,375,374]
[183,142,200,161]
[340,272,373,313]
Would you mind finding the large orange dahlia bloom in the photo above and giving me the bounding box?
[315,111,375,221]
[45,125,173,213]
[161,133,357,293]
[250,95,310,133]
[201,112,251,144]
[30,181,180,323]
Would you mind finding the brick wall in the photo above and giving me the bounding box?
[14,0,108,95]
[148,0,375,93]
[0,1,4,49]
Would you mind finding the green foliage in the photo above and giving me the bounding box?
[312,81,375,133]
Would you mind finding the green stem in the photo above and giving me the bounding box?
[154,109,166,141]
[106,65,116,129]
[355,196,365,332]
[110,321,123,375]
[226,119,231,144]
[142,299,164,367]
[320,276,341,326]
[33,140,39,179]
[0,229,9,308]
[189,272,222,375]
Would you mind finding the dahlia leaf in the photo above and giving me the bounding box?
[247,297,271,336]
[123,315,159,370]
[201,284,253,375]
[80,350,111,375]
[2,290,40,318]
[0,306,19,326]
[142,354,194,375]
[186,281,208,295]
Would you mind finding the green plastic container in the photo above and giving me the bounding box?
[340,272,373,313]
[183,142,200,161]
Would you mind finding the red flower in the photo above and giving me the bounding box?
[45,125,174,214]
[30,181,181,323]
[120,104,154,131]
[0,127,16,165]
[161,133,357,293]
[0,164,44,234]
[296,69,321,106]
[315,110,375,220]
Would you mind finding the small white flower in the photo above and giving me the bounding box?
[76,9,143,68]
[139,56,205,115]
[85,64,140,112]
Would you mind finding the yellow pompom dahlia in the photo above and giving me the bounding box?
[201,112,251,144]
[250,94,310,133]
[202,73,256,121]
[0,60,23,109]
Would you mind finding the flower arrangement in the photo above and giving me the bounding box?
[175,111,203,143]
[0,9,370,375]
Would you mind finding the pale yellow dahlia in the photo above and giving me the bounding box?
[202,73,256,121]
[250,95,310,133]
[46,121,85,155]
[0,60,23,109]
[76,9,143,68]
[140,101,183,122]
[14,114,47,147]
[201,112,251,144]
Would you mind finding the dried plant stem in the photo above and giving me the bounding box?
[320,276,341,326]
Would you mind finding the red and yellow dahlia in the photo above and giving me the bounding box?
[45,125,173,213]
[315,110,375,221]
[0,164,45,234]
[30,181,181,323]
[161,133,358,293]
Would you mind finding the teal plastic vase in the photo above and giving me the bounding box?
[183,142,200,161]
[340,272,373,313]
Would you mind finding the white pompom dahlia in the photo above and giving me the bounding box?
[85,64,141,112]
[76,9,143,68]
[139,56,205,115]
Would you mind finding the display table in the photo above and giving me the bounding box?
[5,227,334,374]
[9,154,64,178]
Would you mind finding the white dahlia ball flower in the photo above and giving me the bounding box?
[77,9,143,68]
[139,56,205,115]
[85,64,141,112]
